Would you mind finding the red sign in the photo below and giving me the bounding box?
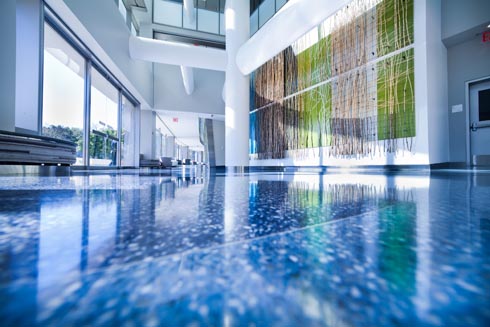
[172,117,179,123]
[483,31,490,43]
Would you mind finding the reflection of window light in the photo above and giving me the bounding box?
[118,0,127,21]
[131,23,137,36]
[46,48,81,75]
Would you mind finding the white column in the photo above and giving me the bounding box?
[225,0,250,169]
[165,136,175,158]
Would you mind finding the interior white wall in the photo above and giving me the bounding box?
[212,120,225,166]
[0,0,17,132]
[49,0,154,108]
[15,0,42,133]
[154,64,225,115]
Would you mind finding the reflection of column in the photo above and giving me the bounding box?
[414,182,431,319]
[80,189,89,271]
[183,0,195,24]
[224,176,250,243]
[1,189,41,325]
[224,0,250,169]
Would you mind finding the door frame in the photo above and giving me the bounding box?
[465,76,490,165]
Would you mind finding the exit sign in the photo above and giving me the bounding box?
[483,31,490,43]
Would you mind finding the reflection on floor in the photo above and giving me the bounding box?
[0,168,489,326]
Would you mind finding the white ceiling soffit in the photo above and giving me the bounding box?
[236,0,352,75]
[129,36,227,71]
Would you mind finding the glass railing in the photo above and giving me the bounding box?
[250,0,288,36]
[153,0,225,36]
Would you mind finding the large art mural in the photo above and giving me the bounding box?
[250,0,414,159]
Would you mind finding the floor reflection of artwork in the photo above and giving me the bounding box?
[250,0,415,159]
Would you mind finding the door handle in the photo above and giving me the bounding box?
[471,121,490,131]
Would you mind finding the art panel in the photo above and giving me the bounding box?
[250,0,415,160]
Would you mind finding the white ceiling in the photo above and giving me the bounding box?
[155,110,223,151]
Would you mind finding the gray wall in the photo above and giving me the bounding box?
[442,0,490,162]
[213,120,225,166]
[442,0,490,41]
[426,0,449,164]
[447,38,490,162]
[0,0,17,132]
[63,0,153,107]
[154,64,225,115]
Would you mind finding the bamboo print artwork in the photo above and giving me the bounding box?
[250,0,415,160]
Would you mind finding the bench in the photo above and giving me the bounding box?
[0,130,77,166]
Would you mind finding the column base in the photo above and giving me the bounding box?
[225,166,249,174]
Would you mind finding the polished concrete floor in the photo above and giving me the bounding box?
[0,168,489,326]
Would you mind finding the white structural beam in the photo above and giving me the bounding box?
[180,66,195,95]
[236,0,351,75]
[129,35,227,71]
[183,0,195,24]
[225,0,250,168]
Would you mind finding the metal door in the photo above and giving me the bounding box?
[470,79,490,165]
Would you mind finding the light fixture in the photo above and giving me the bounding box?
[487,23,490,28]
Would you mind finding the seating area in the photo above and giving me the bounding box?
[0,130,77,166]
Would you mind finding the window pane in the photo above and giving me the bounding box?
[154,0,183,27]
[250,9,259,35]
[197,7,219,34]
[90,69,119,166]
[259,0,275,27]
[479,89,490,122]
[220,12,225,35]
[121,96,136,166]
[276,0,287,11]
[42,23,85,166]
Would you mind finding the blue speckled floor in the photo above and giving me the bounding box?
[1,168,490,326]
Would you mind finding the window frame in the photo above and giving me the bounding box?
[41,3,140,168]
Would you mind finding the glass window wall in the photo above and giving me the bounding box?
[121,96,136,166]
[250,0,288,36]
[154,0,225,36]
[42,23,85,165]
[42,11,139,168]
[90,69,119,167]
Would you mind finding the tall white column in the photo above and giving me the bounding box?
[225,0,250,169]
[165,136,175,158]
